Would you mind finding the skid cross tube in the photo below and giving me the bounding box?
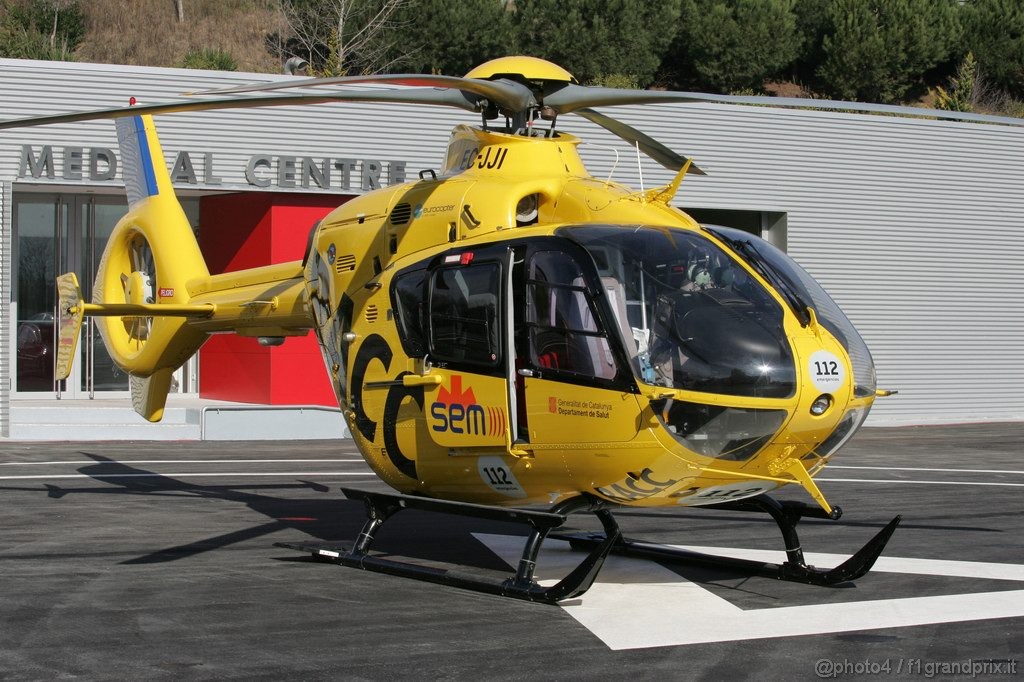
[554,494,902,587]
[275,488,621,603]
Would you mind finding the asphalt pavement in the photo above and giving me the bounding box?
[1,424,1022,680]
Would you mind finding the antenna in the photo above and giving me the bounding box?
[635,141,645,196]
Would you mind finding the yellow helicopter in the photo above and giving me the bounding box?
[17,54,1006,603]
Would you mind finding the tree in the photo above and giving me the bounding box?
[816,0,961,104]
[931,52,981,112]
[279,0,414,76]
[790,0,831,86]
[390,0,513,76]
[666,0,800,93]
[963,0,1024,99]
[512,0,683,86]
[0,0,85,61]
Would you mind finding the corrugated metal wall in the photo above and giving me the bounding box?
[559,107,1024,425]
[3,58,1023,426]
[1,180,8,437]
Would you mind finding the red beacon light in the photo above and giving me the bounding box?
[128,96,137,106]
[442,251,475,266]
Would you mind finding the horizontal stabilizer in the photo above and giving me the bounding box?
[55,273,86,381]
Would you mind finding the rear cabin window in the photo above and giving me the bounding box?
[429,264,501,367]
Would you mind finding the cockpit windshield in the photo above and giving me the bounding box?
[704,226,877,398]
[559,225,796,399]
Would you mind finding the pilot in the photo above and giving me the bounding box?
[678,248,714,291]
[687,263,713,289]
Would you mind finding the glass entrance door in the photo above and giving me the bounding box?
[77,195,132,393]
[79,199,130,394]
[12,192,195,399]
[13,195,69,394]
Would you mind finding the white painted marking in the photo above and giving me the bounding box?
[674,545,1024,581]
[817,477,1024,487]
[474,534,1024,650]
[829,465,1024,475]
[0,472,377,481]
[0,459,364,466]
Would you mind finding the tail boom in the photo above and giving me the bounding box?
[185,263,312,337]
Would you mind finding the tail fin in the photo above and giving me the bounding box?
[92,115,211,421]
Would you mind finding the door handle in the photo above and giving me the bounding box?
[402,374,443,387]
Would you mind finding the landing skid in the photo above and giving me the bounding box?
[555,495,902,586]
[275,487,621,604]
[275,489,900,602]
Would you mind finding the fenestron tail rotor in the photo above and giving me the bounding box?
[123,233,157,348]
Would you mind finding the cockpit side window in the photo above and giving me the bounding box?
[526,249,621,381]
[428,263,502,367]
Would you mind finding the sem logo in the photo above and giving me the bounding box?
[431,375,487,435]
[430,375,506,436]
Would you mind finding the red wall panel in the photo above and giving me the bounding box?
[198,192,346,406]
[198,335,272,404]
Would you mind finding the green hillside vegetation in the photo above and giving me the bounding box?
[0,0,1021,118]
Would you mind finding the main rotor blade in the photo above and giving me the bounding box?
[545,83,1024,128]
[188,74,536,113]
[0,88,478,130]
[575,108,705,174]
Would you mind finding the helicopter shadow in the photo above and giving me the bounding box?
[5,452,520,572]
